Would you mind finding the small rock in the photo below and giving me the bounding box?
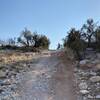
[3,79,11,85]
[88,95,94,99]
[96,95,100,99]
[79,82,88,90]
[90,71,96,76]
[96,82,100,85]
[0,89,3,93]
[0,80,4,85]
[86,48,94,51]
[95,64,100,69]
[85,63,94,68]
[79,71,89,76]
[92,59,99,64]
[46,75,51,79]
[80,90,89,94]
[0,71,6,78]
[79,60,93,68]
[79,60,89,65]
[90,76,100,82]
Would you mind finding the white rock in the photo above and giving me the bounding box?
[88,95,94,99]
[80,71,89,76]
[90,71,96,76]
[46,75,51,79]
[96,95,100,99]
[79,82,88,90]
[3,79,11,85]
[79,60,89,65]
[90,76,100,82]
[80,90,89,94]
[96,82,100,85]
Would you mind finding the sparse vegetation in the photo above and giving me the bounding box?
[0,28,50,52]
[63,19,100,59]
[0,51,36,64]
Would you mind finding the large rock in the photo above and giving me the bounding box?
[90,76,100,82]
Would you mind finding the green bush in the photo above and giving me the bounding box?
[63,28,85,59]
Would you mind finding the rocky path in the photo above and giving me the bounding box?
[1,50,100,100]
[75,49,100,100]
[2,51,76,100]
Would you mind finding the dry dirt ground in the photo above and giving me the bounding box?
[12,51,77,100]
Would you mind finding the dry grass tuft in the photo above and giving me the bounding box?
[0,52,36,64]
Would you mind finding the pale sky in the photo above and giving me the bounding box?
[0,0,100,49]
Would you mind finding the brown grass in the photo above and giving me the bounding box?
[0,51,36,64]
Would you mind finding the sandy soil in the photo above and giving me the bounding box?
[14,51,77,100]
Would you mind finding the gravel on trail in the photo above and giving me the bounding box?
[0,51,77,100]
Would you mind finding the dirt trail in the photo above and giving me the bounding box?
[15,51,77,100]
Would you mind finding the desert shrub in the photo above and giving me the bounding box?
[63,28,86,59]
[17,29,50,51]
[1,45,18,50]
[81,19,96,48]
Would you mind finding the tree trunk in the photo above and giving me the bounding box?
[27,40,29,47]
[76,50,81,60]
[88,36,91,47]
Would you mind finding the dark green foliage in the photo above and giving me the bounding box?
[81,19,96,47]
[63,18,100,60]
[63,28,85,59]
[18,28,34,47]
[1,45,18,50]
[0,28,50,52]
[17,28,50,50]
[38,35,50,49]
[32,32,40,47]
